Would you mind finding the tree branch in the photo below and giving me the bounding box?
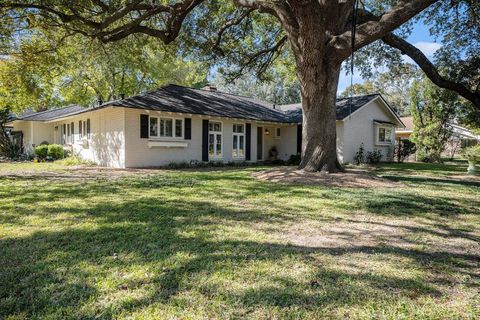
[212,8,254,56]
[382,33,480,108]
[331,0,439,60]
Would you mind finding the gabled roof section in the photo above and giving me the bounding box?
[14,105,87,121]
[102,84,290,123]
[278,94,382,123]
[397,116,413,131]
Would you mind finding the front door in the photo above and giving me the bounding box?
[257,127,263,160]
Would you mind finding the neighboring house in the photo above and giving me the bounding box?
[7,84,404,168]
[395,116,480,146]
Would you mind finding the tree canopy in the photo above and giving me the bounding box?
[0,26,207,112]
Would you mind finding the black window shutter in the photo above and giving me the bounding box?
[184,118,192,140]
[140,114,149,139]
[245,123,251,161]
[297,124,302,154]
[202,119,209,161]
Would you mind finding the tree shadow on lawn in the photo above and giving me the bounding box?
[381,174,480,188]
[1,191,479,318]
[377,162,467,174]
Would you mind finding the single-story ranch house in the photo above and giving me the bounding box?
[7,84,404,168]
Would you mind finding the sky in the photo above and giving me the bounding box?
[337,20,441,94]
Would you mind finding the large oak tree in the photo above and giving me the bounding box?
[1,0,477,171]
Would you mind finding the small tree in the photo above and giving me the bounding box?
[395,139,416,163]
[0,107,21,159]
[410,79,458,163]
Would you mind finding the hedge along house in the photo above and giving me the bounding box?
[7,84,404,168]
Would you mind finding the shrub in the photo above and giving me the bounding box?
[287,153,301,165]
[394,139,416,163]
[268,146,278,161]
[460,145,480,162]
[47,144,64,160]
[34,145,49,159]
[56,156,95,166]
[0,106,22,159]
[353,143,365,165]
[366,150,383,164]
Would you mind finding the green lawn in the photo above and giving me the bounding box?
[0,162,479,319]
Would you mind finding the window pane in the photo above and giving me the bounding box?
[239,136,244,156]
[233,135,238,157]
[150,117,158,136]
[233,124,244,133]
[160,119,165,136]
[385,128,392,142]
[379,128,386,142]
[209,134,214,156]
[214,123,221,132]
[209,123,214,131]
[165,119,173,137]
[175,119,182,137]
[216,134,222,156]
[276,128,281,137]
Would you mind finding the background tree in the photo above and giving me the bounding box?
[212,54,300,105]
[410,78,460,163]
[0,31,207,112]
[1,0,478,172]
[340,64,422,116]
[0,106,21,159]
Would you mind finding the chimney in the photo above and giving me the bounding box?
[272,104,276,110]
[120,93,125,99]
[202,85,217,92]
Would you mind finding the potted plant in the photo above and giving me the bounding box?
[460,145,480,175]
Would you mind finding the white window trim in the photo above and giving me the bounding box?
[208,120,223,160]
[376,125,394,145]
[232,123,245,160]
[149,116,184,140]
[275,127,281,139]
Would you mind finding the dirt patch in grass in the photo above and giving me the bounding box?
[252,166,402,188]
[0,165,160,181]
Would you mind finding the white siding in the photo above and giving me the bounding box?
[123,108,297,167]
[51,107,126,168]
[341,98,397,163]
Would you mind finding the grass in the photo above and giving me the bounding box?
[0,161,479,319]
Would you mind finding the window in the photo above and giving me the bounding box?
[150,117,159,137]
[208,121,222,159]
[377,126,393,144]
[79,120,83,137]
[275,127,281,138]
[62,124,66,144]
[232,124,245,159]
[70,122,74,143]
[86,119,91,139]
[83,121,87,138]
[149,117,183,138]
[175,119,183,137]
[66,123,71,144]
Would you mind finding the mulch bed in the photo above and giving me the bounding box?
[252,166,403,188]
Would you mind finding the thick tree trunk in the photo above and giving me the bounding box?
[291,2,343,173]
[298,63,342,172]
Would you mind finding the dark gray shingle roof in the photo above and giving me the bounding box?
[16,105,88,121]
[103,84,290,123]
[11,86,390,125]
[279,94,380,123]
